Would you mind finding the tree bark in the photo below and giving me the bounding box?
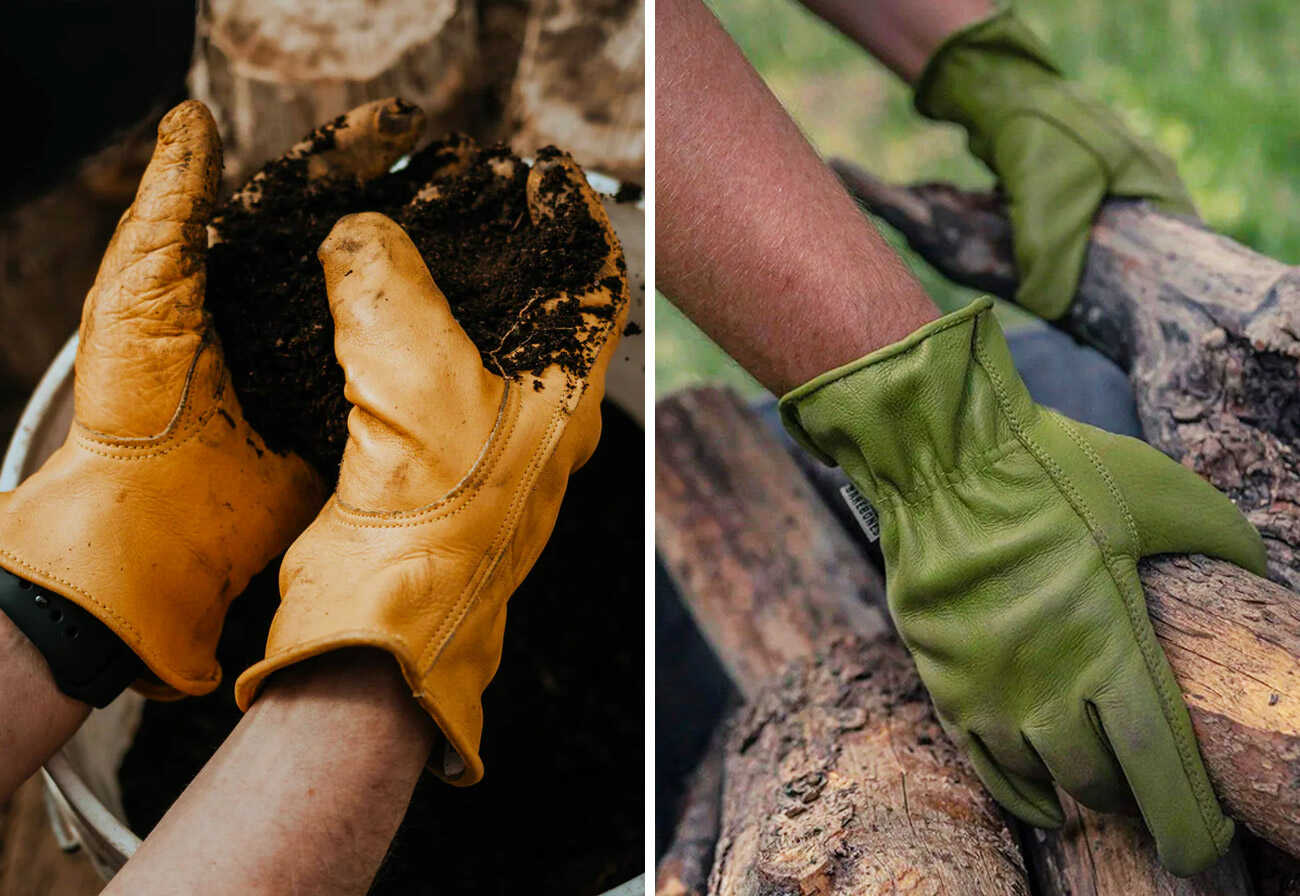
[508,0,645,183]
[657,722,726,896]
[1022,797,1256,896]
[657,387,1276,892]
[657,387,1031,895]
[793,433,1300,858]
[188,0,480,186]
[831,160,1300,592]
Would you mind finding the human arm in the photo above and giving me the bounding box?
[655,0,937,395]
[103,649,435,896]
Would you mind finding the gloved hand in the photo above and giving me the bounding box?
[0,97,424,698]
[234,150,629,786]
[914,8,1195,319]
[780,298,1266,875]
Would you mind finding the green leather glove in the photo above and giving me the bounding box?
[780,298,1267,875]
[914,8,1196,319]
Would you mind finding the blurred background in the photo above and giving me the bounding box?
[656,0,1300,398]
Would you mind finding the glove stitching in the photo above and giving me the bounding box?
[419,396,570,673]
[888,438,1023,507]
[0,546,219,691]
[1052,412,1231,846]
[972,313,1228,849]
[76,337,219,451]
[332,384,517,523]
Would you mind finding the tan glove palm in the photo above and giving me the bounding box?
[234,153,629,785]
[0,98,423,697]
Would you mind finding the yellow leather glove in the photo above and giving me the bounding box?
[234,151,629,785]
[0,98,423,698]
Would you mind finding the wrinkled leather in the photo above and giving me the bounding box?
[0,102,326,698]
[234,152,629,786]
[780,298,1267,875]
[914,9,1196,319]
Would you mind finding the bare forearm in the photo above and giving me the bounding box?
[655,0,936,395]
[0,613,89,800]
[106,650,435,896]
[798,0,992,83]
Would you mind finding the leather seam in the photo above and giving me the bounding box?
[76,333,218,450]
[419,390,573,674]
[331,384,520,527]
[972,313,1227,845]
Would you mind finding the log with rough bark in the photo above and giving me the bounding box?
[1021,796,1256,896]
[658,387,1283,892]
[831,160,1300,592]
[188,0,480,185]
[657,387,1033,895]
[656,722,726,896]
[792,436,1300,859]
[508,0,645,183]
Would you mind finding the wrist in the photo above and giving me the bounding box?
[253,648,437,757]
[914,8,1062,134]
[0,569,143,707]
[780,298,1035,502]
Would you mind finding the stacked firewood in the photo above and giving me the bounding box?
[655,183,1300,895]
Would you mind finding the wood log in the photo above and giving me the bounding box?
[1021,797,1255,896]
[831,160,1300,592]
[659,388,1270,892]
[188,0,480,186]
[656,722,726,896]
[508,0,645,183]
[657,387,1031,895]
[791,434,1300,857]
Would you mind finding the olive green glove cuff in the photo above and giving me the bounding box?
[914,9,1196,319]
[779,297,1024,501]
[780,299,1267,875]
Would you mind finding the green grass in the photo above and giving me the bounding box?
[656,0,1300,398]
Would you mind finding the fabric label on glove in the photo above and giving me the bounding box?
[840,483,880,543]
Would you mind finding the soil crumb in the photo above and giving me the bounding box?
[206,131,621,476]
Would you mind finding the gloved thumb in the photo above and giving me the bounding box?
[318,212,505,508]
[1081,425,1268,576]
[76,100,223,437]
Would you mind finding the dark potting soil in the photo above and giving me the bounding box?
[206,124,620,476]
[119,401,644,896]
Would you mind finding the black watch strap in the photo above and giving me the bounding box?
[0,569,144,708]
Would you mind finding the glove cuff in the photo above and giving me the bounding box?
[779,297,1036,505]
[0,381,322,698]
[233,378,590,787]
[914,8,1062,154]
